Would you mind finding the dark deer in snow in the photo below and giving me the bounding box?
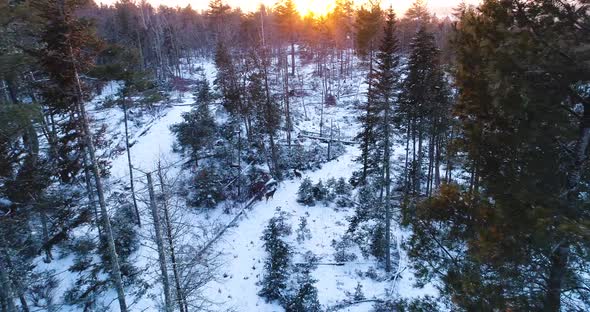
[293,169,302,179]
[265,189,276,202]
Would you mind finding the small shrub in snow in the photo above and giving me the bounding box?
[373,296,440,312]
[297,178,315,206]
[335,177,352,195]
[332,236,358,263]
[336,196,354,208]
[312,180,328,202]
[302,251,320,268]
[353,282,365,301]
[191,167,224,208]
[365,266,379,280]
[296,217,312,242]
[285,269,322,312]
[325,178,337,201]
[370,223,387,262]
[29,271,58,311]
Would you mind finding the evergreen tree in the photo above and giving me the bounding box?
[275,0,298,76]
[171,95,216,166]
[285,269,322,312]
[296,217,311,242]
[353,282,365,301]
[297,178,315,206]
[370,8,401,272]
[398,25,452,198]
[354,2,382,59]
[248,69,281,158]
[191,167,224,208]
[354,2,383,184]
[408,0,590,310]
[259,214,292,303]
[33,0,102,184]
[214,40,242,116]
[32,0,130,309]
[312,179,328,202]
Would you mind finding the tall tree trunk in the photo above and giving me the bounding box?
[0,253,17,312]
[544,104,590,311]
[434,135,441,189]
[262,47,279,178]
[284,53,291,147]
[123,97,141,226]
[383,99,392,273]
[41,211,52,263]
[67,39,128,311]
[416,122,424,196]
[157,164,187,312]
[82,149,102,238]
[404,123,411,193]
[2,252,29,312]
[544,244,568,312]
[146,173,172,312]
[291,41,295,76]
[360,52,375,185]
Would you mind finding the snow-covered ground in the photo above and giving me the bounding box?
[37,56,436,311]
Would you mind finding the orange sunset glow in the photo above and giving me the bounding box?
[96,0,479,16]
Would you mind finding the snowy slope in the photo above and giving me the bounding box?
[36,56,437,311]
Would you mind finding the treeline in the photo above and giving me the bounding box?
[2,0,589,310]
[0,0,452,310]
[341,1,590,312]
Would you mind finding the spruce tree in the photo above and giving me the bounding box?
[408,0,590,310]
[259,214,292,303]
[171,96,216,166]
[285,269,322,312]
[370,8,401,272]
[33,0,129,310]
[275,0,298,76]
[398,25,452,198]
[297,178,315,206]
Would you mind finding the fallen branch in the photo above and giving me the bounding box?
[327,299,385,311]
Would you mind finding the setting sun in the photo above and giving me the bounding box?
[293,0,335,16]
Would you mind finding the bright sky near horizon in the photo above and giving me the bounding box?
[97,0,479,16]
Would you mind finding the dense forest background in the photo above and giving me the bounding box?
[1,0,590,311]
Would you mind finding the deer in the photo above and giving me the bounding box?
[265,189,277,202]
[293,169,302,179]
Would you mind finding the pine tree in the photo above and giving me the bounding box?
[354,3,382,59]
[275,0,298,76]
[353,282,365,301]
[248,69,281,173]
[208,0,230,39]
[285,269,322,312]
[259,214,292,303]
[32,0,129,310]
[214,40,242,116]
[354,2,387,185]
[296,217,311,242]
[297,178,315,206]
[171,98,216,166]
[408,0,590,310]
[370,8,401,272]
[398,25,452,198]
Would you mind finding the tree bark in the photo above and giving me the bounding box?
[383,96,392,272]
[157,164,187,312]
[146,173,173,312]
[0,254,17,312]
[123,97,141,226]
[66,37,128,311]
[82,149,102,238]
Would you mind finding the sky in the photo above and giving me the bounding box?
[97,0,480,16]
